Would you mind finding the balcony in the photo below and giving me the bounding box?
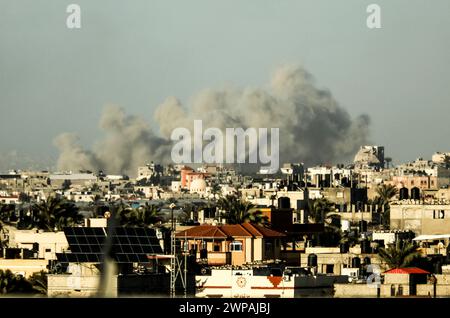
[197,251,231,265]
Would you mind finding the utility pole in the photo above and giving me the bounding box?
[169,202,176,298]
[169,202,188,298]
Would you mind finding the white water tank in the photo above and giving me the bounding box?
[341,220,350,232]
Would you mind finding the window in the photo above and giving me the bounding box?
[326,264,334,274]
[230,241,243,251]
[433,210,445,219]
[45,248,51,252]
[213,243,221,252]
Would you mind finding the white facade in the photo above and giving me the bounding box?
[7,228,69,260]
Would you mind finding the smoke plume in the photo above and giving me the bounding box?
[54,65,370,175]
[54,105,171,176]
[155,65,370,166]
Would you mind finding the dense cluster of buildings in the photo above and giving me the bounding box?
[1,147,450,298]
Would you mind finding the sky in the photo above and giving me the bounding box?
[1,0,449,171]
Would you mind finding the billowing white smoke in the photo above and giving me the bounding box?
[54,105,171,176]
[155,65,370,167]
[54,65,370,175]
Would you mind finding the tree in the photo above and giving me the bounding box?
[307,198,334,223]
[218,195,269,226]
[116,203,162,227]
[378,240,421,269]
[89,194,104,218]
[32,196,82,231]
[0,204,16,223]
[210,183,222,200]
[375,184,398,228]
[18,192,31,203]
[0,270,35,295]
[28,271,48,295]
[307,198,344,246]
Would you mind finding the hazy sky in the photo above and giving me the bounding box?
[1,0,449,171]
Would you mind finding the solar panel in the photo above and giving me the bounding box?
[57,227,163,264]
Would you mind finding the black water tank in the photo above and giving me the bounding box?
[359,220,368,233]
[352,257,361,268]
[340,242,349,253]
[399,187,409,200]
[278,197,290,209]
[361,240,371,254]
[189,248,197,256]
[308,254,318,267]
[200,249,208,259]
[374,239,385,249]
[434,261,442,274]
[411,187,420,200]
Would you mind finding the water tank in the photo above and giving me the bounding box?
[399,187,409,200]
[411,187,420,200]
[341,220,350,232]
[278,197,291,209]
[361,240,371,254]
[434,261,442,274]
[359,220,368,233]
[200,249,208,259]
[340,242,349,253]
[308,254,318,267]
[352,257,361,268]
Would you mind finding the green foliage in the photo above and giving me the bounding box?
[28,271,48,294]
[218,195,269,226]
[0,204,16,223]
[374,184,398,228]
[375,184,398,206]
[31,196,83,231]
[0,270,38,295]
[378,240,421,269]
[116,203,162,227]
[307,198,334,223]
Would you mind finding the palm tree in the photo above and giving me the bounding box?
[137,203,163,226]
[218,195,269,226]
[375,184,398,228]
[116,203,162,227]
[378,240,421,269]
[89,194,104,218]
[32,196,82,231]
[307,198,334,223]
[307,198,344,246]
[28,271,47,295]
[0,269,35,294]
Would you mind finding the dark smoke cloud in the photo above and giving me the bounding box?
[54,65,370,175]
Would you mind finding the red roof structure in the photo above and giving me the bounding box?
[384,267,430,274]
[175,225,227,239]
[176,223,286,239]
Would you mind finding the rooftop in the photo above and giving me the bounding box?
[384,267,430,274]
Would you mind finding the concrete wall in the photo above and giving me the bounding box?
[390,203,450,235]
[334,284,410,297]
[8,228,68,260]
[47,274,118,297]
